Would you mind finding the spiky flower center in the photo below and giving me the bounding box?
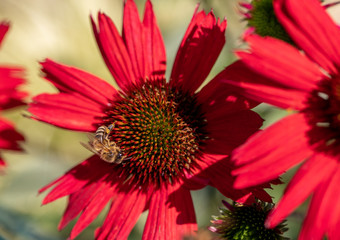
[307,77,340,151]
[103,79,207,187]
[210,200,288,240]
[247,0,293,44]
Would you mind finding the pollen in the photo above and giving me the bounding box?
[103,78,207,187]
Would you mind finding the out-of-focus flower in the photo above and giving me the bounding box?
[238,0,339,43]
[222,0,340,239]
[0,22,26,171]
[210,199,288,240]
[28,0,275,239]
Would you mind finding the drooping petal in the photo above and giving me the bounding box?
[40,59,118,106]
[266,152,338,229]
[142,183,197,240]
[0,22,9,46]
[233,113,314,188]
[70,179,116,239]
[274,0,340,74]
[28,93,105,131]
[298,163,340,240]
[40,156,112,204]
[170,7,226,93]
[95,185,148,240]
[221,61,311,110]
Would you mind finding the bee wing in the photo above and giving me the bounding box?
[80,141,99,155]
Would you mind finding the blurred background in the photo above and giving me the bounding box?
[0,0,339,239]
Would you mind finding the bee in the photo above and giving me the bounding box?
[81,123,128,164]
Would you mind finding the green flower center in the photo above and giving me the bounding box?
[103,78,207,187]
[211,201,287,240]
[247,0,293,44]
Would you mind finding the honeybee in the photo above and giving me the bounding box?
[81,123,128,164]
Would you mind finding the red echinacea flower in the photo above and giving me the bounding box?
[0,22,26,170]
[222,0,340,239]
[28,1,274,239]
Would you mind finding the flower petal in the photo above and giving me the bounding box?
[0,22,9,46]
[274,0,340,74]
[0,117,24,150]
[28,93,105,131]
[142,183,197,240]
[40,156,112,204]
[170,7,226,93]
[70,179,116,239]
[233,113,314,188]
[91,0,166,92]
[221,61,311,110]
[95,186,148,240]
[41,59,118,106]
[142,0,166,77]
[266,152,338,229]
[0,67,26,109]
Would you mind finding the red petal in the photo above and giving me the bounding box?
[41,59,118,106]
[0,117,24,150]
[28,93,105,131]
[142,0,166,77]
[274,0,340,74]
[266,152,338,228]
[170,7,226,93]
[221,61,310,110]
[91,13,136,91]
[142,183,197,240]
[197,155,273,203]
[298,163,340,239]
[95,185,147,240]
[40,156,112,204]
[0,22,9,46]
[233,113,313,188]
[70,180,116,239]
[58,183,104,230]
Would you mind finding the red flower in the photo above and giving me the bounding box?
[0,22,26,170]
[29,1,273,239]
[222,0,340,239]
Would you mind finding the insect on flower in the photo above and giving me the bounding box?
[81,123,129,164]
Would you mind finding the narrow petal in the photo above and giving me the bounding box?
[95,186,147,240]
[266,153,338,229]
[221,61,310,110]
[40,156,112,204]
[41,59,118,106]
[0,22,9,46]
[298,163,340,240]
[91,13,136,91]
[233,113,314,188]
[170,7,226,93]
[70,179,116,239]
[28,93,105,131]
[142,0,166,77]
[274,0,340,73]
[142,183,197,240]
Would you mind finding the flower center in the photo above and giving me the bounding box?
[306,77,340,152]
[247,0,293,44]
[103,78,207,187]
